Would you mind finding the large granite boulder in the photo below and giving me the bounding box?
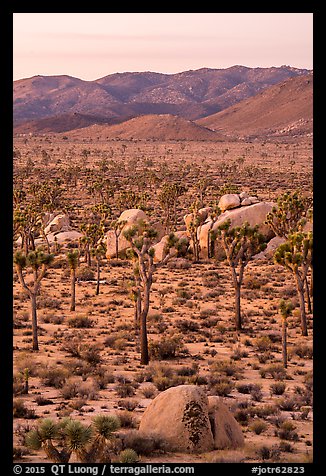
[106,209,149,259]
[199,201,275,258]
[139,385,244,453]
[218,194,241,212]
[139,385,214,453]
[152,231,189,263]
[44,214,71,235]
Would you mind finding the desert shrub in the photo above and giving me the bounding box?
[40,367,67,388]
[234,408,250,426]
[140,383,157,399]
[117,411,137,428]
[275,421,299,441]
[115,383,136,398]
[270,382,286,396]
[210,377,235,397]
[68,315,94,328]
[176,288,192,299]
[167,258,190,270]
[175,319,199,332]
[14,354,40,377]
[292,344,313,359]
[250,420,267,435]
[254,404,279,419]
[243,274,265,289]
[199,308,216,319]
[13,399,36,419]
[37,296,61,310]
[41,313,64,325]
[278,441,294,453]
[118,399,139,411]
[277,396,300,412]
[93,368,115,389]
[119,448,139,463]
[13,446,29,460]
[121,430,166,455]
[61,379,99,400]
[176,363,199,377]
[34,396,54,406]
[303,371,313,391]
[77,266,95,281]
[250,385,264,402]
[256,446,278,461]
[255,336,274,352]
[211,359,242,378]
[62,339,102,365]
[149,335,186,360]
[13,374,26,396]
[260,364,288,380]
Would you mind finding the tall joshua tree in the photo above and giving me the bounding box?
[124,222,178,365]
[67,250,79,311]
[274,232,313,336]
[14,249,54,351]
[279,299,294,369]
[216,220,266,331]
[266,190,313,311]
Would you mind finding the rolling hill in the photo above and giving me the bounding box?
[197,73,313,140]
[14,65,310,131]
[64,114,224,141]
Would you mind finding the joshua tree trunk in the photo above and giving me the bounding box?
[96,258,100,295]
[140,280,151,365]
[70,268,76,311]
[295,272,308,336]
[305,276,312,314]
[30,294,39,351]
[231,266,243,331]
[282,317,288,368]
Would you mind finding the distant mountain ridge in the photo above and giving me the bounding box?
[14,65,311,130]
[197,73,313,140]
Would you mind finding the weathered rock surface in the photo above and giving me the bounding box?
[184,207,212,231]
[208,397,245,449]
[139,385,214,453]
[139,385,244,453]
[44,214,71,235]
[253,235,286,260]
[152,231,189,263]
[106,209,149,259]
[199,201,275,258]
[218,194,241,212]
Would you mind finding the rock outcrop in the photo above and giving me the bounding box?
[198,200,275,258]
[139,385,244,453]
[152,231,189,263]
[44,213,71,235]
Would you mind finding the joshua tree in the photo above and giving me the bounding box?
[25,415,120,463]
[265,191,311,239]
[266,190,313,313]
[186,200,202,262]
[216,220,267,331]
[158,182,186,233]
[14,249,54,350]
[274,232,313,337]
[124,221,178,365]
[67,250,79,311]
[279,299,294,368]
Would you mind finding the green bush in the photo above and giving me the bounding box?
[119,448,139,463]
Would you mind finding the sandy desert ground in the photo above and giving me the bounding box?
[12,135,313,464]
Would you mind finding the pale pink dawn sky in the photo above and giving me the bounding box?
[13,13,313,81]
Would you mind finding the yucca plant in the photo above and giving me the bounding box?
[216,220,267,331]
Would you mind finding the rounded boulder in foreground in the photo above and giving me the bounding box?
[139,385,214,453]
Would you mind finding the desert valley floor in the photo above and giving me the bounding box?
[13,135,313,464]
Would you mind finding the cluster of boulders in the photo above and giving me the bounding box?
[104,192,277,261]
[139,385,244,453]
[42,213,83,244]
